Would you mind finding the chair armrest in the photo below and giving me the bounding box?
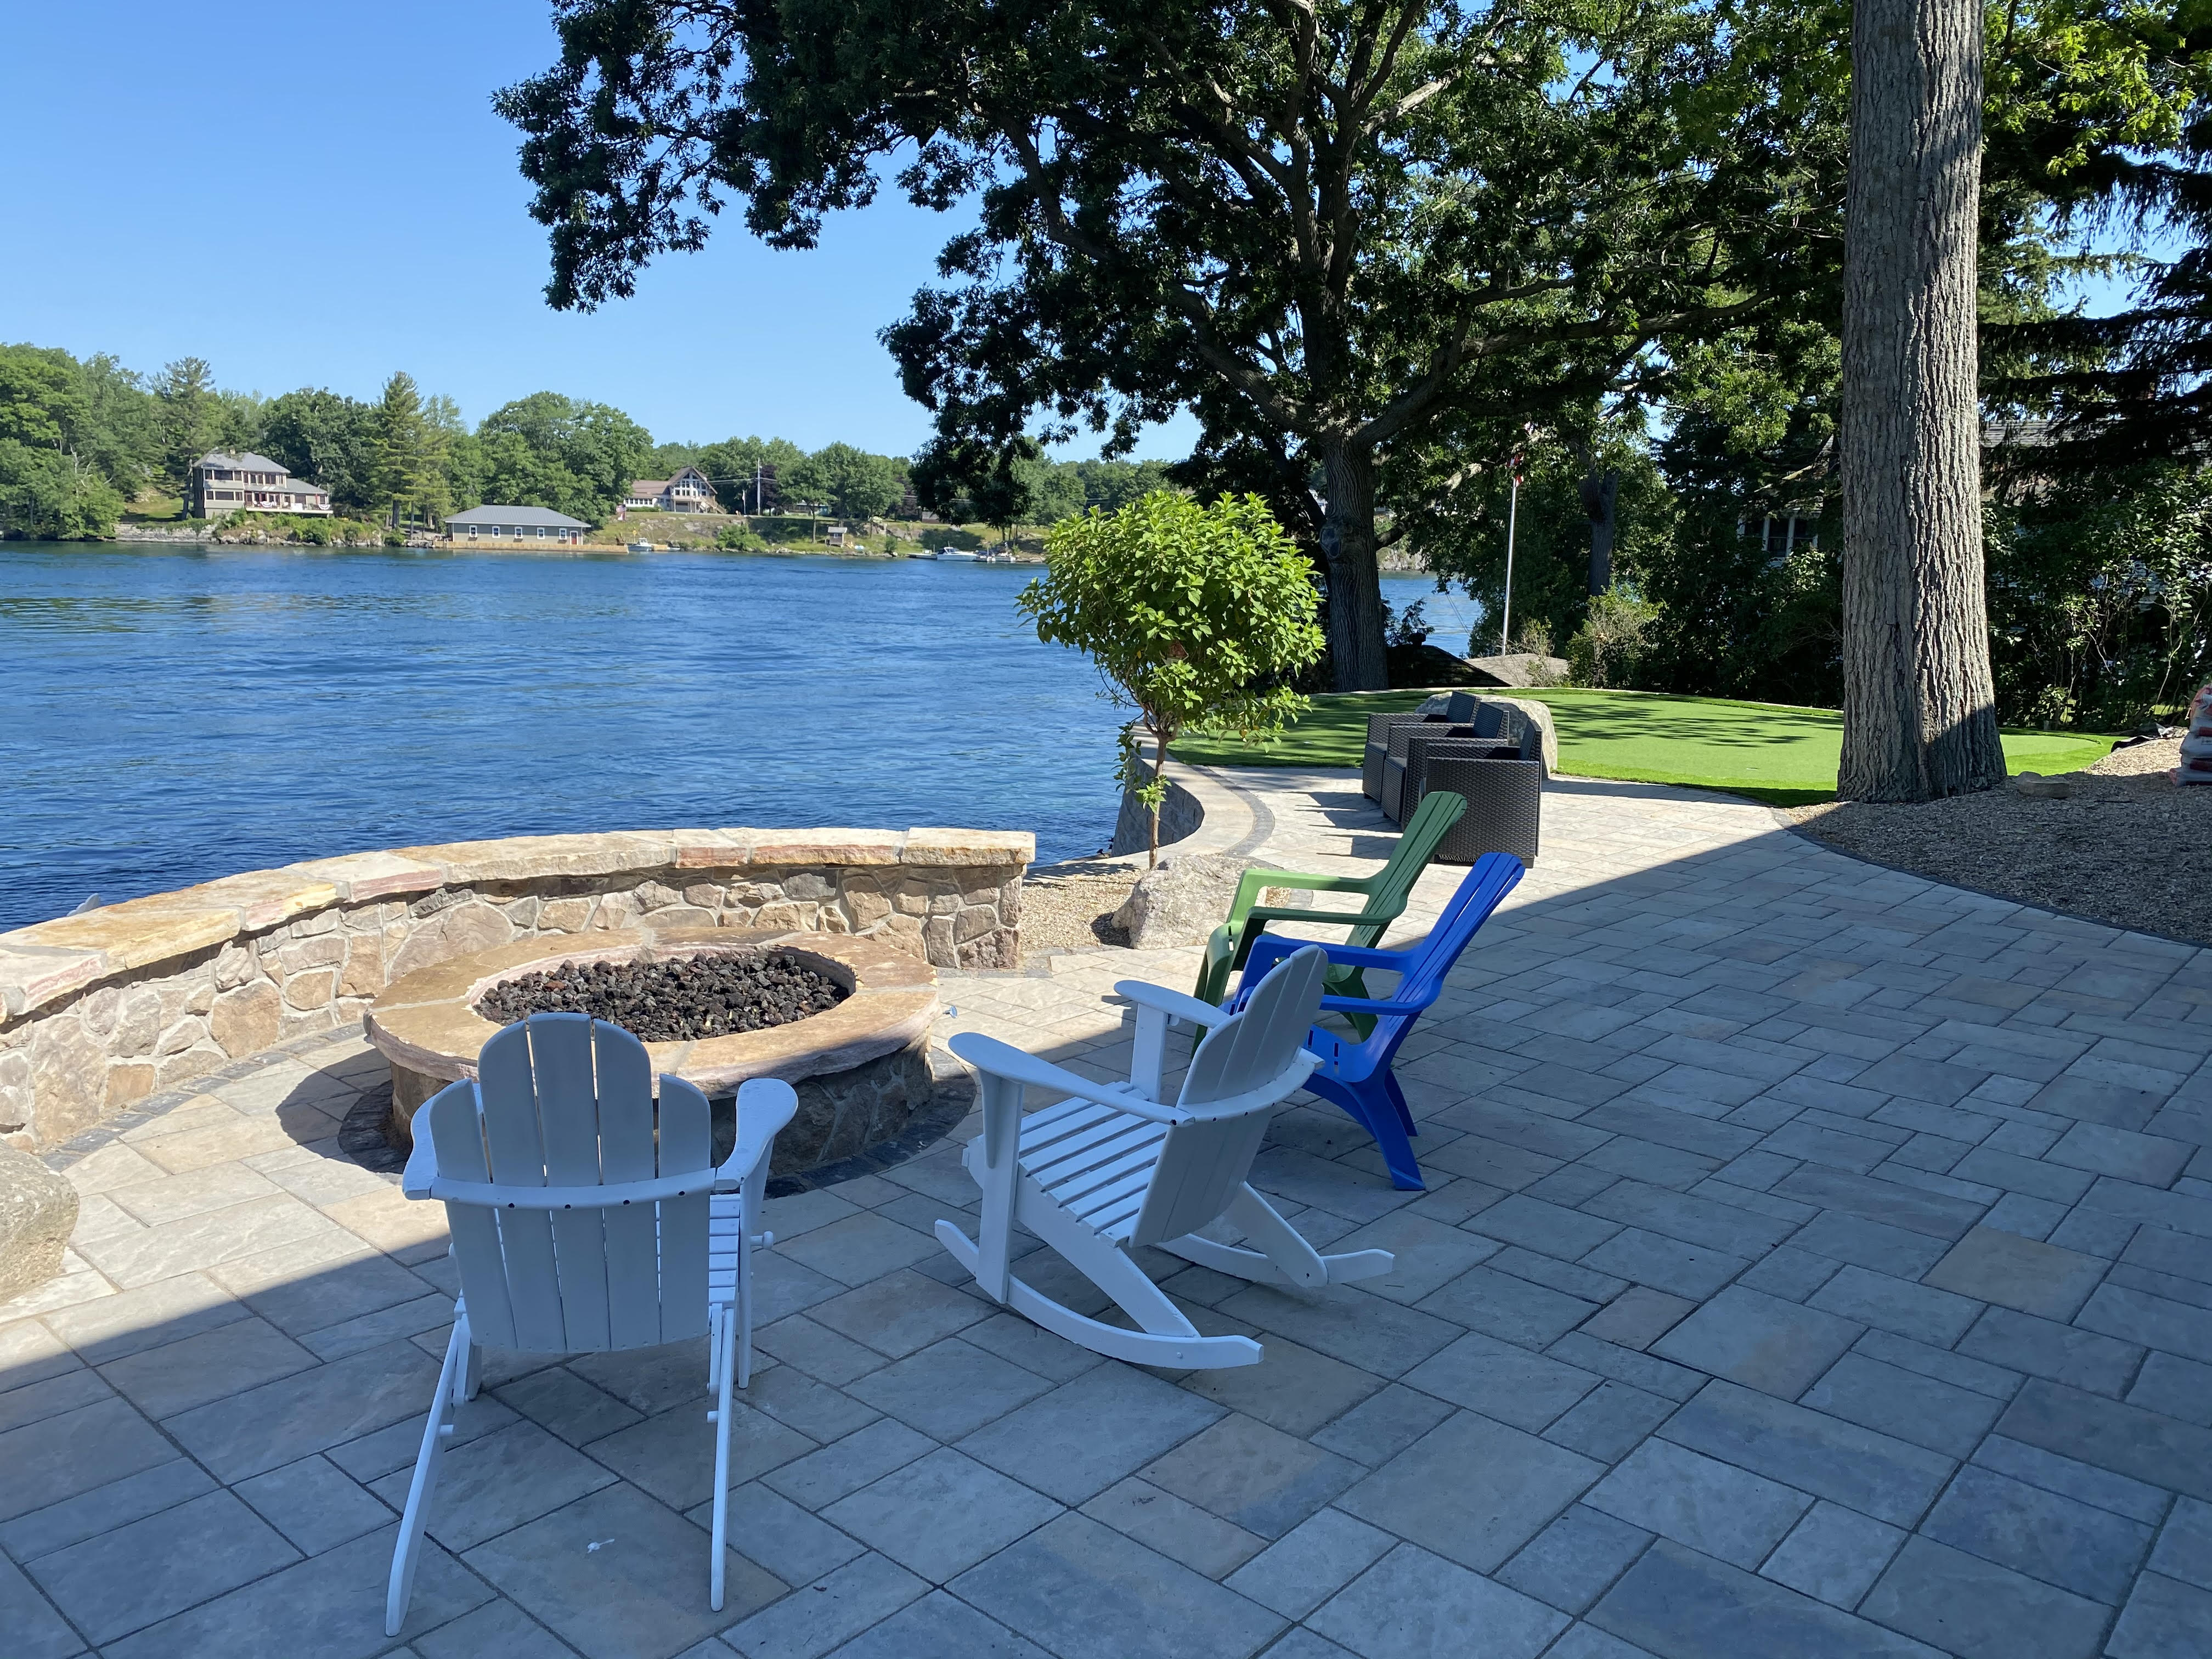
[1244,933,1414,976]
[1224,866,1372,926]
[1318,994,1427,1016]
[714,1077,799,1192]
[1115,979,1237,1028]
[400,1118,442,1200]
[1241,901,1388,928]
[947,1031,1184,1123]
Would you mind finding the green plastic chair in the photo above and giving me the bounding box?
[1193,791,1469,1034]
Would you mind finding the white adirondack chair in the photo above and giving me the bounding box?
[385,1013,797,1634]
[936,944,1393,1369]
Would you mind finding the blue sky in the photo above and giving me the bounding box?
[2,3,2153,459]
[0,0,1195,459]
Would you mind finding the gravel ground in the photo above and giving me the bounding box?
[1786,738,2212,944]
[1019,861,1141,961]
[475,952,847,1040]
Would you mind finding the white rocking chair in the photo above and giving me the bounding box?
[384,1012,797,1634]
[936,944,1393,1369]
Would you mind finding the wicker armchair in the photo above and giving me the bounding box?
[1378,721,1478,820]
[1389,710,1546,863]
[1361,710,1453,802]
[1423,747,1544,864]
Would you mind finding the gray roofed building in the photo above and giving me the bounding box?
[445,505,590,528]
[445,504,591,545]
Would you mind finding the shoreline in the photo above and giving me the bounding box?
[101,528,1042,561]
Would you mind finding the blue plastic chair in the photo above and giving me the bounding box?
[1232,854,1525,1190]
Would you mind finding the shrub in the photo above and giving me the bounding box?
[1020,491,1325,862]
[1567,585,1662,687]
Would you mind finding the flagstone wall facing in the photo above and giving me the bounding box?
[0,827,1031,1152]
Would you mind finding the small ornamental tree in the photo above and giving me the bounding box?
[1019,491,1324,865]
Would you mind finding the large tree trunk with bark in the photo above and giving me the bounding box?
[1838,0,2006,800]
[1580,467,1620,595]
[1317,443,1389,691]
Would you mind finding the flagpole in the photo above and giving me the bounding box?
[1500,467,1520,656]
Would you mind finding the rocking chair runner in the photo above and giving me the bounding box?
[384,1013,797,1634]
[938,945,1393,1369]
[1233,854,1525,1191]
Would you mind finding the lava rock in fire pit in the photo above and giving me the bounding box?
[475,951,849,1043]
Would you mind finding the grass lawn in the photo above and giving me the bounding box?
[1171,687,2120,806]
[120,491,184,522]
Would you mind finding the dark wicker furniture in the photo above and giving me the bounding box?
[1361,710,1452,801]
[1385,695,1546,864]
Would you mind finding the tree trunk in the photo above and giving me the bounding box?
[1580,467,1620,595]
[1147,720,1169,868]
[1318,443,1389,692]
[1838,0,2005,800]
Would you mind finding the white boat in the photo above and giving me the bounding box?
[627,540,653,553]
[930,547,981,561]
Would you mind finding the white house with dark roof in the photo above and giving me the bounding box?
[445,505,589,546]
[189,452,332,518]
[624,466,716,512]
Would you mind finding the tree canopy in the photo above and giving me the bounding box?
[498,0,1839,689]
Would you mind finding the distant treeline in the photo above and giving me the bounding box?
[0,341,1177,540]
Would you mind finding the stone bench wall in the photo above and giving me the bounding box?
[0,827,1031,1152]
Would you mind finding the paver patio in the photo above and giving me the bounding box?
[5,767,2212,1658]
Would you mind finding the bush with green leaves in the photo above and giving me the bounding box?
[1018,491,1324,863]
[1568,586,1663,687]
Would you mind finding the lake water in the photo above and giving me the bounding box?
[0,543,1464,930]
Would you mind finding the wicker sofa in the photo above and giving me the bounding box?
[1384,696,1545,864]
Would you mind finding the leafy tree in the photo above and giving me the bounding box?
[262,388,379,511]
[1986,462,2212,727]
[646,440,704,476]
[1018,490,1324,862]
[476,392,653,522]
[1068,459,1175,514]
[696,436,808,513]
[0,345,148,537]
[0,347,89,450]
[0,445,124,539]
[495,0,1827,691]
[786,442,906,521]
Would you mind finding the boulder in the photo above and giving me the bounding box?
[1485,696,1561,772]
[2012,771,2075,799]
[1464,652,1571,689]
[0,1143,77,1304]
[1112,854,1311,950]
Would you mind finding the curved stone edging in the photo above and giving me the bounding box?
[0,826,1030,1151]
[1100,759,1266,867]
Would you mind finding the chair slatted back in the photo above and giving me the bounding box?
[1347,792,1467,950]
[1131,946,1328,1248]
[1333,854,1525,1070]
[428,1013,714,1353]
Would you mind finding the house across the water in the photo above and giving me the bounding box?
[445,505,589,546]
[189,452,333,518]
[624,466,716,512]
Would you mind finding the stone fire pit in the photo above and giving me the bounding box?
[364,926,939,1178]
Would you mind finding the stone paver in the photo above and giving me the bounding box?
[5,766,2212,1655]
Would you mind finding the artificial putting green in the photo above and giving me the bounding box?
[1171,686,2120,806]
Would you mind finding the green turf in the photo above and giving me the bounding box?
[1171,686,2120,804]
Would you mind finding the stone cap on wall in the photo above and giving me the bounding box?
[0,827,1034,1020]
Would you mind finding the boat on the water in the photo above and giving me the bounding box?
[627,540,654,553]
[930,548,981,561]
